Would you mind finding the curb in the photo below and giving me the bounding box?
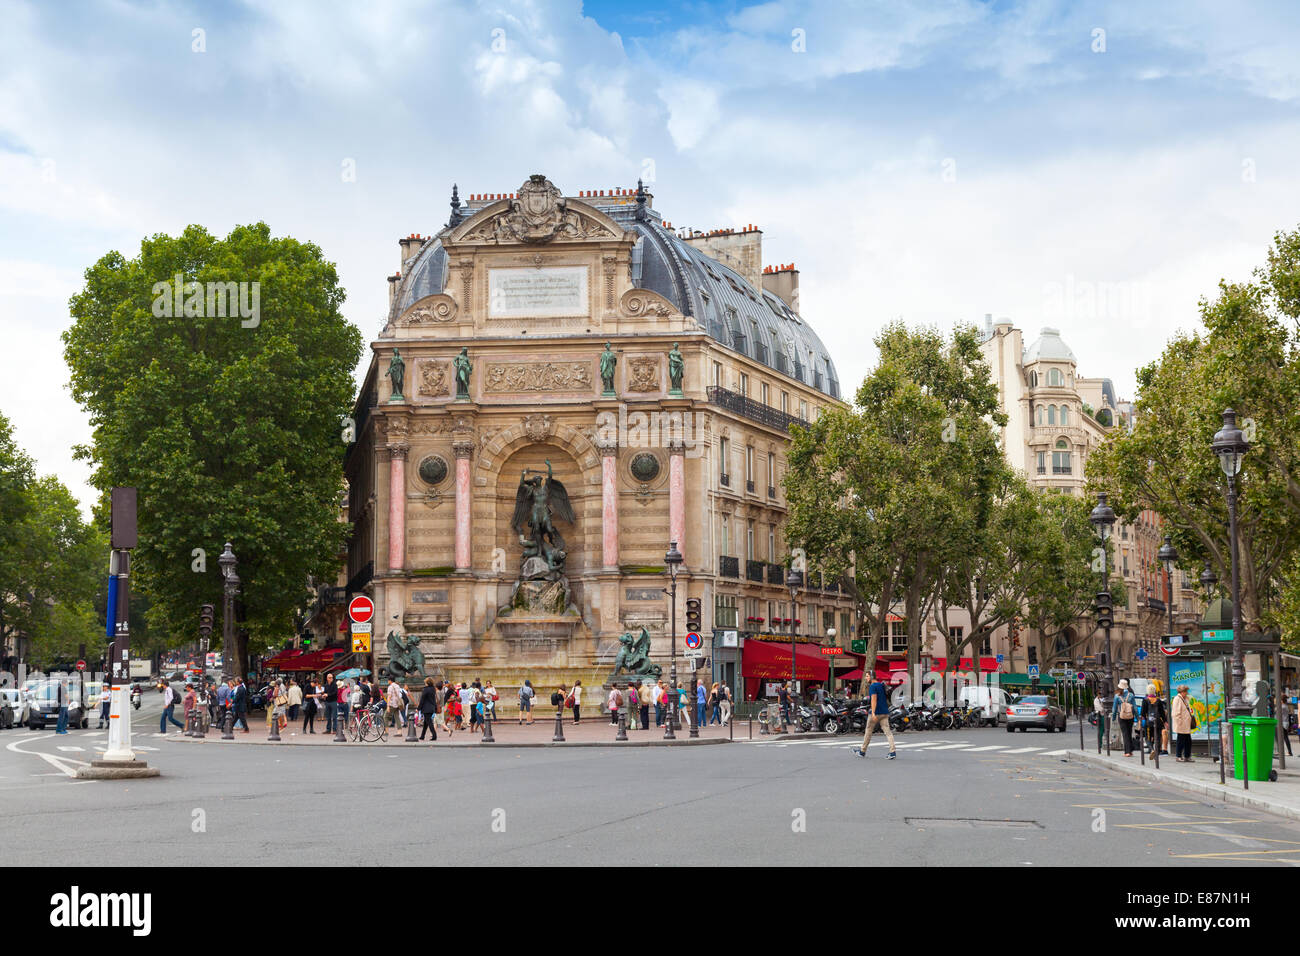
[170,734,730,750]
[1067,750,1300,822]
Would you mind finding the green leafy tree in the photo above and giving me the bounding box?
[785,323,1006,678]
[63,223,363,680]
[1087,225,1300,635]
[0,412,37,663]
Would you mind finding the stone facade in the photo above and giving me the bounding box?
[333,177,854,691]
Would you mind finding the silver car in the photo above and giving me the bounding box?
[0,688,30,729]
[1005,694,1068,733]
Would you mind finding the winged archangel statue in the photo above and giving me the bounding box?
[511,459,575,578]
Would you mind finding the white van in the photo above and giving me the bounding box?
[957,685,1013,727]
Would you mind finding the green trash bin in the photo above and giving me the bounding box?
[1229,716,1277,782]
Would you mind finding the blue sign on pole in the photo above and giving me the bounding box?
[1027,664,1039,678]
[996,654,1004,664]
[105,574,118,639]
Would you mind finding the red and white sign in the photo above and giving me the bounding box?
[75,660,86,672]
[1159,645,1181,657]
[348,595,374,624]
[684,631,702,650]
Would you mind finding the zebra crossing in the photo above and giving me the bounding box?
[748,735,1072,758]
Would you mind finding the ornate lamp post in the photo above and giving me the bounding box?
[1211,408,1251,719]
[786,565,803,729]
[1089,494,1117,708]
[825,626,836,696]
[664,541,682,740]
[218,543,239,670]
[1200,565,1218,602]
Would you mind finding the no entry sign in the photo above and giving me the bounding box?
[348,595,374,624]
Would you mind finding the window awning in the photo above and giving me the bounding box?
[266,648,347,672]
[742,640,829,681]
[930,657,1000,673]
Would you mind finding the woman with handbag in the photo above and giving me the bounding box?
[570,680,582,724]
[417,677,439,742]
[302,679,320,734]
[1171,685,1195,761]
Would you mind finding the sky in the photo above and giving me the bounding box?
[2,0,1299,513]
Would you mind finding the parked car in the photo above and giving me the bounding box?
[26,681,88,730]
[1005,694,1068,733]
[1,688,30,729]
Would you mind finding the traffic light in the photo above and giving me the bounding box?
[301,631,313,648]
[1027,645,1038,665]
[198,604,215,638]
[1094,590,1114,629]
[685,598,702,632]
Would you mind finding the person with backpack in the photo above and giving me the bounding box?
[1111,678,1137,756]
[385,679,406,728]
[607,684,622,725]
[570,680,582,724]
[518,680,536,725]
[1144,682,1168,756]
[639,681,651,730]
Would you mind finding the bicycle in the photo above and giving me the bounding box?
[348,702,388,742]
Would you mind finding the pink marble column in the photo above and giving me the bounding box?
[600,441,619,568]
[453,440,474,570]
[387,443,408,571]
[669,440,686,558]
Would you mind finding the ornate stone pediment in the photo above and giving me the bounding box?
[453,175,623,245]
[397,294,458,327]
[620,287,677,318]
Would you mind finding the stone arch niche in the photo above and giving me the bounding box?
[492,444,593,576]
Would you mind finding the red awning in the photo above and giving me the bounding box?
[268,648,346,672]
[839,668,864,681]
[264,648,305,668]
[742,640,829,682]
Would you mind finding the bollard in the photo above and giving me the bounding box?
[222,710,234,740]
[689,703,699,739]
[1079,712,1084,752]
[663,701,676,741]
[269,711,281,741]
[749,711,753,740]
[334,707,348,743]
[1241,724,1248,791]
[552,705,565,742]
[405,709,418,742]
[482,705,495,743]
[616,708,628,741]
[183,708,194,738]
[729,712,734,741]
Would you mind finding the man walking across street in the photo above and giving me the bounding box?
[159,680,185,733]
[851,675,896,759]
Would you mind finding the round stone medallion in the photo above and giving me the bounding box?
[629,452,661,482]
[418,455,449,486]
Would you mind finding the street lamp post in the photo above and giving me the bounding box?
[1155,535,1180,770]
[1090,493,1117,755]
[826,626,836,696]
[786,566,803,732]
[218,543,239,677]
[1211,408,1251,719]
[664,541,682,740]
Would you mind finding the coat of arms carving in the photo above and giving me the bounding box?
[464,175,618,244]
[522,413,555,442]
[419,361,449,397]
[627,357,660,392]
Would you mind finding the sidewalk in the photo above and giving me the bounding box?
[174,712,738,748]
[1068,746,1300,822]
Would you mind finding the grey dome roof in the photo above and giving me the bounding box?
[388,194,841,400]
[1024,327,1077,365]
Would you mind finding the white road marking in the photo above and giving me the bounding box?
[56,746,85,752]
[965,745,1009,752]
[1040,749,1070,756]
[1001,747,1046,754]
[926,743,977,750]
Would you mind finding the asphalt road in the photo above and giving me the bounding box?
[4,719,1300,866]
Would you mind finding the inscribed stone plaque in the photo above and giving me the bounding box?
[488,266,589,318]
[411,590,449,604]
[625,588,662,602]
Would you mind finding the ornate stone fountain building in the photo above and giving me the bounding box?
[340,175,852,693]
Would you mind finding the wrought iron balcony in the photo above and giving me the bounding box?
[746,560,766,582]
[720,473,731,487]
[707,385,810,433]
[719,555,740,578]
[767,563,786,585]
